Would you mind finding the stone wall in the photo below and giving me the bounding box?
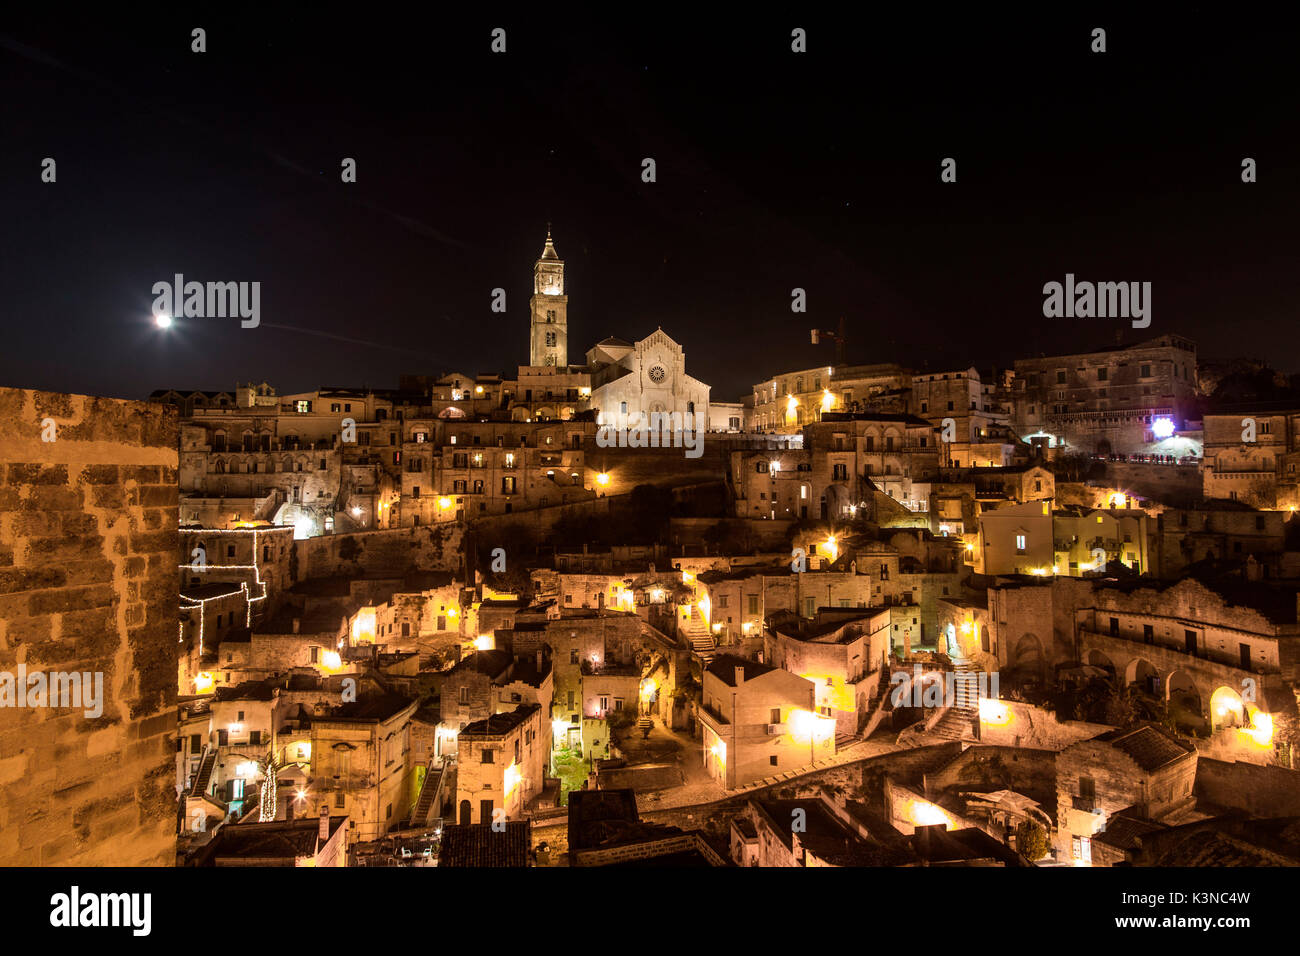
[1195,757,1300,817]
[296,524,464,579]
[0,389,178,865]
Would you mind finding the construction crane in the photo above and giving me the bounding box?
[810,317,847,367]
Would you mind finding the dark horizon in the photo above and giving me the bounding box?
[3,10,1298,404]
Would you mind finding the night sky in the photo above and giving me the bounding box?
[3,10,1298,403]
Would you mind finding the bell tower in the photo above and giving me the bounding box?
[529,227,568,367]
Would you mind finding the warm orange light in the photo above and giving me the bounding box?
[788,708,834,743]
[596,472,610,486]
[193,672,214,693]
[474,635,493,651]
[979,697,1012,726]
[351,607,377,643]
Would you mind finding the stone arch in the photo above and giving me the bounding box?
[534,407,555,422]
[1166,669,1204,734]
[825,484,853,519]
[1124,658,1159,694]
[1085,649,1116,682]
[510,406,530,422]
[1010,633,1046,687]
[1209,685,1245,732]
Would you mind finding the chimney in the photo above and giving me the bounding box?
[292,618,301,634]
[319,804,330,842]
[734,665,745,687]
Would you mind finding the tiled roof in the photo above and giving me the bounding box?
[439,822,531,866]
[1103,725,1194,771]
[705,654,774,686]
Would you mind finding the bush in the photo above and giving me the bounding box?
[1016,820,1049,861]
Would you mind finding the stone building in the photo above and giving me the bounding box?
[529,230,568,368]
[1154,501,1288,579]
[750,362,912,433]
[698,655,833,789]
[0,388,178,865]
[588,328,711,434]
[1201,405,1300,509]
[1055,724,1197,864]
[1012,334,1199,457]
[909,367,1015,467]
[454,703,546,825]
[310,693,418,841]
[730,412,939,521]
[763,609,892,735]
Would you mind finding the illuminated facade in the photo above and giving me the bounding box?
[454,704,546,825]
[529,230,568,368]
[699,655,834,789]
[1012,334,1199,457]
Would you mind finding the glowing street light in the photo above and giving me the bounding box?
[596,472,610,487]
[154,312,173,329]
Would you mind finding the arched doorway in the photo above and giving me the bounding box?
[1085,650,1116,683]
[1124,658,1159,695]
[1209,685,1245,732]
[1010,633,1047,691]
[1166,670,1204,734]
[459,800,471,826]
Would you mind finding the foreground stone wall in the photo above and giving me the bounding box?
[0,389,178,865]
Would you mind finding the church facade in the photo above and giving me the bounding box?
[521,230,711,431]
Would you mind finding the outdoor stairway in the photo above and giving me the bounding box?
[408,759,450,828]
[932,658,984,741]
[189,747,216,797]
[637,716,654,734]
[679,607,715,663]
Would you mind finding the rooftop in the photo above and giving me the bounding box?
[1100,724,1195,772]
[461,703,541,737]
[439,822,532,867]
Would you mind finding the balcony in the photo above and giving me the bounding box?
[1071,794,1096,812]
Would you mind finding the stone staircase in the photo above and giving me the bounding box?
[189,747,216,797]
[679,607,715,663]
[407,757,453,828]
[930,659,983,741]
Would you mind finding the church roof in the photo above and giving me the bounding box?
[541,230,561,261]
[596,336,633,348]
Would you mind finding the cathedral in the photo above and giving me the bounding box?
[523,230,711,431]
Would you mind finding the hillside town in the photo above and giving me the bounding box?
[7,231,1295,869]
